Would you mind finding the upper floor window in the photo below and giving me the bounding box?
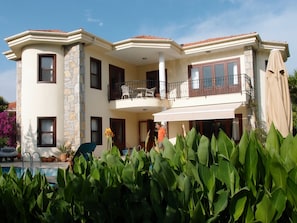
[37,117,56,147]
[90,58,102,89]
[91,117,102,145]
[38,54,56,83]
[188,58,241,96]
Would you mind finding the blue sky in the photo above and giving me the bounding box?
[1,0,296,102]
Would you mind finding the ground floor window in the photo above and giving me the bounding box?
[37,117,56,147]
[91,117,102,145]
[189,114,242,141]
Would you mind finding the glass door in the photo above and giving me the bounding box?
[109,65,124,100]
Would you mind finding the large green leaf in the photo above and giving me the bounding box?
[152,156,177,191]
[244,131,259,195]
[269,155,288,189]
[255,193,275,223]
[287,171,297,207]
[217,130,235,161]
[229,187,249,221]
[185,128,197,149]
[213,159,239,196]
[271,188,287,221]
[150,179,166,220]
[238,131,249,165]
[213,189,229,216]
[199,164,216,209]
[176,174,191,207]
[197,135,210,166]
[280,134,297,171]
[210,134,218,163]
[121,163,135,187]
[190,200,206,223]
[163,138,176,161]
[266,123,281,156]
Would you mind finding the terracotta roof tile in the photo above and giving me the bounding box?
[181,32,257,47]
[29,29,66,33]
[133,35,170,40]
[7,102,16,110]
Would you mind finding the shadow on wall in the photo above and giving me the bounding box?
[24,123,37,154]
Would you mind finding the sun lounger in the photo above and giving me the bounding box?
[0,147,17,162]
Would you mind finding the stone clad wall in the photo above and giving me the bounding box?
[244,46,255,130]
[16,60,22,147]
[64,43,85,149]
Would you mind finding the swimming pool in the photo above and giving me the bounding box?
[1,166,58,178]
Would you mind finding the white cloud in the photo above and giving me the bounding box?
[170,0,297,73]
[0,68,16,102]
[84,10,103,26]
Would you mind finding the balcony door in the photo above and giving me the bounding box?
[189,114,242,141]
[109,65,124,100]
[146,70,167,96]
[188,58,241,97]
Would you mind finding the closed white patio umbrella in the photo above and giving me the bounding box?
[265,49,292,137]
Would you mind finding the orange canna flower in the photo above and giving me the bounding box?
[104,128,114,138]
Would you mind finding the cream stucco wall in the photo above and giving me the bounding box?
[84,47,142,156]
[255,52,269,128]
[21,45,65,157]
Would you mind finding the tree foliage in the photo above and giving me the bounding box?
[288,70,297,134]
[0,96,9,112]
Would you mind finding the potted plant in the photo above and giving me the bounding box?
[58,142,71,162]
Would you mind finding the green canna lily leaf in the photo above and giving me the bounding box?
[238,130,249,165]
[271,188,287,221]
[255,193,275,223]
[197,135,210,166]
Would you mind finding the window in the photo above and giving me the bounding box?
[37,117,56,147]
[38,54,56,82]
[91,117,102,145]
[203,66,212,88]
[228,62,238,85]
[215,64,224,87]
[90,58,102,89]
[188,58,240,96]
[190,67,199,89]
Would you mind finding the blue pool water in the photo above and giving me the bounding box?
[1,166,58,178]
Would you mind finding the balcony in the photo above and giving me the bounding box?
[167,74,253,99]
[108,74,253,112]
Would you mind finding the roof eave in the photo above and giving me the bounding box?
[183,36,259,55]
[4,29,113,60]
[114,37,181,51]
[260,40,290,60]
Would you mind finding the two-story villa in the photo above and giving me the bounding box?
[3,29,289,157]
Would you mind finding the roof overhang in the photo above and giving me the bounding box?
[182,33,260,56]
[3,29,112,60]
[108,37,183,65]
[153,103,242,122]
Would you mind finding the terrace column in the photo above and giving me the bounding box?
[159,52,166,99]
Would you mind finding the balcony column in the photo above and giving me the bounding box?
[159,52,166,99]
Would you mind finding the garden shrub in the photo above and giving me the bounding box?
[0,111,16,147]
[0,124,297,222]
